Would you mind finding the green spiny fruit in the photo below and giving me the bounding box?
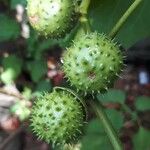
[27,0,78,38]
[63,32,124,94]
[30,88,86,145]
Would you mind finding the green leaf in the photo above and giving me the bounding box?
[11,0,27,9]
[27,60,47,82]
[88,110,123,132]
[135,96,150,111]
[34,38,57,59]
[22,87,32,99]
[105,109,124,130]
[97,89,126,104]
[81,134,112,150]
[81,119,112,150]
[26,29,57,59]
[81,109,123,150]
[133,127,150,150]
[36,80,52,92]
[89,0,150,48]
[10,101,30,121]
[86,119,104,134]
[0,55,23,84]
[0,14,20,41]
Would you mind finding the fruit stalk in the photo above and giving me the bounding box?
[109,0,143,38]
[80,0,91,15]
[90,100,123,150]
[79,0,91,33]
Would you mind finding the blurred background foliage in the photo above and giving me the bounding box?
[0,0,150,150]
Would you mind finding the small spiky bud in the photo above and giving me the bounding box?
[27,0,78,38]
[63,32,124,93]
[30,88,86,145]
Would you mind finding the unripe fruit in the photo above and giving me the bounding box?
[27,0,78,38]
[30,88,86,145]
[63,32,124,94]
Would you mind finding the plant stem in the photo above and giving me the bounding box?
[80,0,91,15]
[109,0,143,38]
[79,1,123,149]
[79,0,91,33]
[90,100,123,150]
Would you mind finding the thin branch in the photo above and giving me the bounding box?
[109,0,143,38]
[80,0,91,15]
[0,88,25,100]
[79,0,91,33]
[90,100,123,150]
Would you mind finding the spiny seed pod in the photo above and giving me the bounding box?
[63,32,124,94]
[30,87,87,145]
[27,0,78,38]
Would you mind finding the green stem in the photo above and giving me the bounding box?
[78,1,124,150]
[79,0,91,33]
[109,0,143,38]
[80,0,91,15]
[90,100,123,150]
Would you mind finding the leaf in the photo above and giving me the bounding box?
[26,29,57,59]
[0,14,20,41]
[0,55,23,84]
[81,134,112,150]
[11,0,27,9]
[86,119,104,134]
[105,109,124,130]
[36,80,52,92]
[89,0,150,48]
[26,29,39,57]
[81,119,112,150]
[22,87,32,99]
[81,109,123,150]
[34,38,57,59]
[27,60,47,82]
[97,89,126,104]
[135,96,150,111]
[133,127,150,150]
[89,110,123,132]
[10,101,30,121]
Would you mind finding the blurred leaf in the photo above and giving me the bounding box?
[27,60,47,82]
[26,29,57,59]
[105,109,124,130]
[26,29,39,57]
[88,110,123,133]
[22,87,32,99]
[135,96,150,111]
[11,0,27,9]
[38,39,56,51]
[0,14,20,41]
[97,89,126,104]
[10,101,30,121]
[1,69,16,84]
[89,0,150,48]
[81,109,123,150]
[81,119,112,150]
[133,127,150,150]
[86,119,104,134]
[36,80,52,92]
[0,55,22,84]
[35,38,57,59]
[81,134,112,150]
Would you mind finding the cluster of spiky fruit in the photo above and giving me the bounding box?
[63,32,124,94]
[27,0,124,146]
[27,0,78,38]
[30,88,86,145]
